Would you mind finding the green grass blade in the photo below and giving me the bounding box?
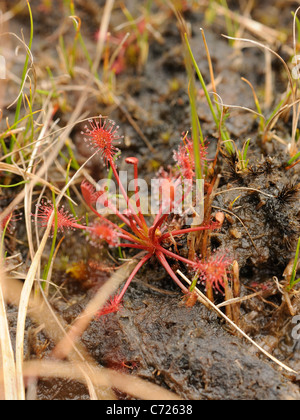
[184,33,233,154]
[287,151,300,166]
[288,237,300,291]
[14,0,33,125]
[9,0,34,161]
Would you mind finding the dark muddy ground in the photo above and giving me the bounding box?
[1,0,300,400]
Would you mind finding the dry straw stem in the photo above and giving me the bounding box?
[264,49,273,109]
[213,93,265,120]
[216,291,264,309]
[291,6,300,155]
[10,0,119,398]
[0,259,18,400]
[293,7,300,87]
[177,270,298,376]
[0,162,60,193]
[24,103,56,261]
[263,99,300,142]
[214,187,274,199]
[92,0,115,75]
[0,31,35,110]
[51,260,139,360]
[11,87,91,398]
[222,34,298,152]
[214,2,285,45]
[0,101,89,227]
[3,276,114,399]
[22,360,181,401]
[2,274,181,400]
[14,140,97,399]
[0,0,172,401]
[11,105,140,398]
[0,0,27,24]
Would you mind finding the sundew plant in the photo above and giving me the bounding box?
[35,116,233,316]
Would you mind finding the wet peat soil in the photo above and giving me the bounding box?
[2,0,300,399]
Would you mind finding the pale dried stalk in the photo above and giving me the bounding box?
[3,276,114,400]
[24,103,55,261]
[222,34,297,153]
[15,145,98,399]
[0,259,17,400]
[3,274,181,400]
[22,360,181,400]
[292,6,300,156]
[52,260,138,360]
[0,1,27,24]
[92,0,115,75]
[15,217,52,399]
[14,89,91,399]
[177,270,298,375]
[216,291,263,309]
[0,31,35,110]
[264,49,273,109]
[0,112,108,226]
[0,163,60,195]
[215,3,285,44]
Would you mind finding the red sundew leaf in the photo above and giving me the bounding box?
[88,221,119,248]
[1,211,21,233]
[81,116,122,166]
[34,201,78,234]
[193,251,233,294]
[96,295,122,318]
[173,135,208,179]
[81,180,104,206]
